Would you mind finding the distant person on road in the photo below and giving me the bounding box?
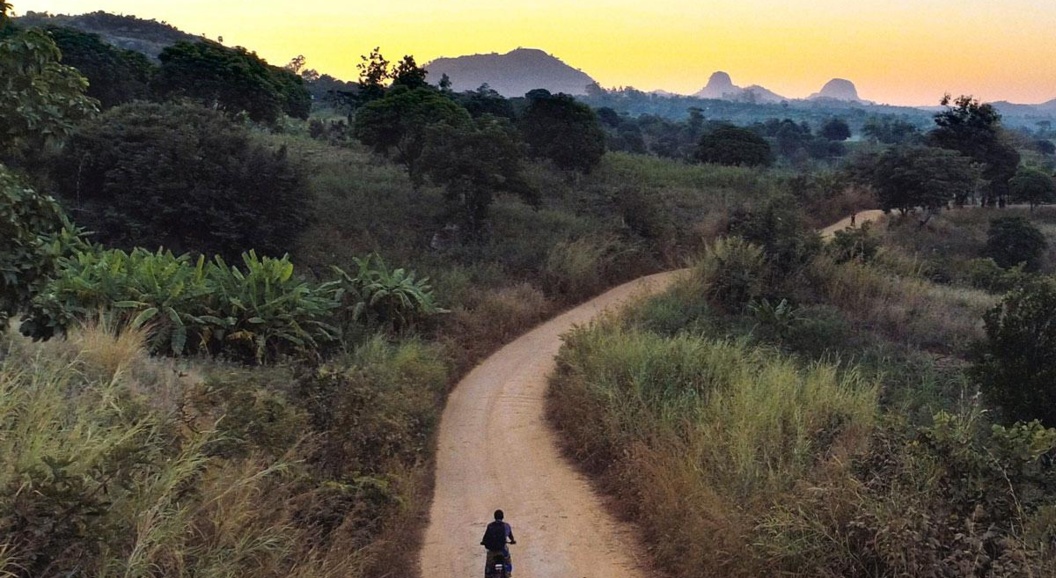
[481,509,516,575]
[850,212,856,226]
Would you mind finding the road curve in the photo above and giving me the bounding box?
[420,272,680,578]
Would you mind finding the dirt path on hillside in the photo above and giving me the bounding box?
[420,212,878,578]
[820,209,886,239]
[419,272,680,578]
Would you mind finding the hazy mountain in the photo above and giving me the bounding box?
[14,11,199,59]
[692,72,786,103]
[425,48,597,97]
[808,78,865,102]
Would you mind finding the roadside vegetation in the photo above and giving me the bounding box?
[3,6,1056,578]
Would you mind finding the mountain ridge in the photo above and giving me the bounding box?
[425,48,597,97]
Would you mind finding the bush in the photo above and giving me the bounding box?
[53,102,312,260]
[974,276,1056,426]
[828,222,880,263]
[27,247,339,362]
[693,237,768,311]
[983,215,1047,272]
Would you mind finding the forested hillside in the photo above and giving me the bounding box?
[2,5,1056,578]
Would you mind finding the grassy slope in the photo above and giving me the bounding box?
[547,210,1056,577]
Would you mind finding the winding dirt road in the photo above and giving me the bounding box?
[420,272,679,578]
[420,210,884,578]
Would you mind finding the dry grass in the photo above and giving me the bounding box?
[549,319,878,577]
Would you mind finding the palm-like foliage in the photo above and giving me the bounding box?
[331,254,446,333]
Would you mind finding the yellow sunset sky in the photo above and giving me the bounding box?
[12,0,1056,106]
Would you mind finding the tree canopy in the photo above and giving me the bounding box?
[865,145,979,218]
[53,102,312,260]
[983,216,1047,272]
[43,25,155,108]
[820,117,851,141]
[422,116,538,239]
[1008,167,1056,211]
[353,86,473,187]
[928,95,1020,205]
[155,40,310,123]
[694,123,773,167]
[519,90,606,173]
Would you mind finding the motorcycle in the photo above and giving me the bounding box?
[483,541,514,578]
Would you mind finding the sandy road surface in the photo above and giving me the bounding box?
[820,209,885,239]
[420,272,681,578]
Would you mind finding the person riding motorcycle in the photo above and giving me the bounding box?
[481,509,516,576]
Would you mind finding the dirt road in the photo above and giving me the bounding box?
[420,212,878,578]
[820,209,885,239]
[420,272,680,578]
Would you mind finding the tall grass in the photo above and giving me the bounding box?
[549,316,878,577]
[809,254,995,353]
[0,320,442,578]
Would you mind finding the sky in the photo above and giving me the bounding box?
[12,0,1056,106]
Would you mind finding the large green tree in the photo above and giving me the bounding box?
[44,25,155,108]
[866,145,979,220]
[155,41,311,123]
[421,115,538,239]
[1008,167,1056,211]
[518,90,606,173]
[353,86,473,187]
[694,123,773,167]
[928,95,1020,206]
[53,102,312,260]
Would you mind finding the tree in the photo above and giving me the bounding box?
[820,117,851,141]
[0,165,83,326]
[928,95,1020,206]
[457,84,515,119]
[694,123,772,167]
[866,146,979,220]
[0,26,98,163]
[53,102,312,260]
[353,86,473,187]
[1008,167,1056,211]
[518,90,606,173]
[421,116,538,239]
[983,216,1047,272]
[391,54,428,90]
[155,40,310,123]
[862,116,922,145]
[974,277,1056,426]
[43,26,155,108]
[356,46,390,105]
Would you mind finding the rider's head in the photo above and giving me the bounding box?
[494,509,504,521]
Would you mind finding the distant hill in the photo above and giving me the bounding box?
[14,11,200,59]
[809,78,867,103]
[425,48,597,97]
[693,72,786,103]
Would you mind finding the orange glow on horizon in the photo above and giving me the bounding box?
[12,0,1056,106]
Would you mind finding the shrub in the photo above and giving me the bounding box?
[983,215,1047,272]
[53,102,312,260]
[692,237,767,311]
[974,276,1056,426]
[330,254,446,335]
[827,222,880,263]
[27,247,340,362]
